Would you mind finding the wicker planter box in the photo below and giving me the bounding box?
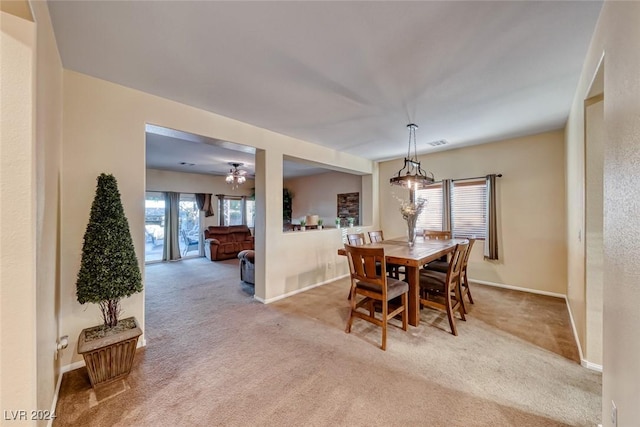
[77,316,142,387]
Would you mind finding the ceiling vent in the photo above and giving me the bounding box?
[427,139,448,147]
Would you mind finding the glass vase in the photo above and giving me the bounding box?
[407,216,417,247]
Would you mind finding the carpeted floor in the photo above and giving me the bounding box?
[54,257,601,426]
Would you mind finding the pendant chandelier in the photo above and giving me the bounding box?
[389,123,434,190]
[225,162,247,189]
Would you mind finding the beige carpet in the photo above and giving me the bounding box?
[54,257,601,426]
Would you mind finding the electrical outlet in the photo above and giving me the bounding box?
[611,400,617,427]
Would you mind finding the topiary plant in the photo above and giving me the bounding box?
[76,173,142,329]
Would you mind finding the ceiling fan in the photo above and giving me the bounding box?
[225,162,248,189]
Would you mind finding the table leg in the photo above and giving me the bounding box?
[406,265,420,326]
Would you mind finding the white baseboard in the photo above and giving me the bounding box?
[472,279,603,373]
[255,273,350,304]
[564,294,586,363]
[581,359,603,372]
[47,370,65,427]
[49,337,147,425]
[470,278,566,299]
[564,295,603,372]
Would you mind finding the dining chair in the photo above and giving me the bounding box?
[422,230,452,240]
[344,244,408,350]
[422,230,452,265]
[418,241,469,336]
[367,230,384,243]
[367,230,404,280]
[423,238,476,312]
[345,233,367,299]
[347,233,366,246]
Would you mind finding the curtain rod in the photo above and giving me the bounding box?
[452,173,502,182]
[429,174,502,184]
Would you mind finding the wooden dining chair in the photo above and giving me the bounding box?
[345,233,368,299]
[347,233,366,246]
[367,230,404,280]
[367,230,384,243]
[418,242,468,336]
[422,230,452,265]
[423,239,476,312]
[344,244,408,350]
[423,230,452,240]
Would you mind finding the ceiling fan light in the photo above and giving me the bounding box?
[226,162,247,189]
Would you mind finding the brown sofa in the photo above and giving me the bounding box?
[204,225,254,261]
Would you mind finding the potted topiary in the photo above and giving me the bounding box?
[76,173,143,387]
[317,218,324,230]
[299,218,306,231]
[347,217,355,228]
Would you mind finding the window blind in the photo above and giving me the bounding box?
[451,180,487,239]
[416,183,443,232]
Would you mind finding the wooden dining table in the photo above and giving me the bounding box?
[338,237,467,326]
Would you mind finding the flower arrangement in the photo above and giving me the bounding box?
[396,196,427,246]
[399,198,426,220]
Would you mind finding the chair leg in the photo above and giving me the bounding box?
[381,300,388,351]
[464,272,474,304]
[458,293,466,322]
[459,293,468,316]
[345,288,356,333]
[445,293,458,336]
[401,293,408,331]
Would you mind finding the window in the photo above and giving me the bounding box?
[416,183,443,231]
[218,195,254,227]
[245,199,255,228]
[451,180,486,239]
[415,180,487,239]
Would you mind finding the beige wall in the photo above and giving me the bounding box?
[566,2,640,424]
[1,8,38,419]
[31,0,63,419]
[59,70,375,364]
[285,171,363,226]
[146,168,254,197]
[379,131,567,295]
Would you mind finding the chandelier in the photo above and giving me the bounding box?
[389,123,434,190]
[225,162,247,189]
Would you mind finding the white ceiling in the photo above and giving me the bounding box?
[48,0,602,176]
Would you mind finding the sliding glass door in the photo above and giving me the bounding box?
[145,192,203,262]
[178,194,201,257]
[144,192,165,262]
